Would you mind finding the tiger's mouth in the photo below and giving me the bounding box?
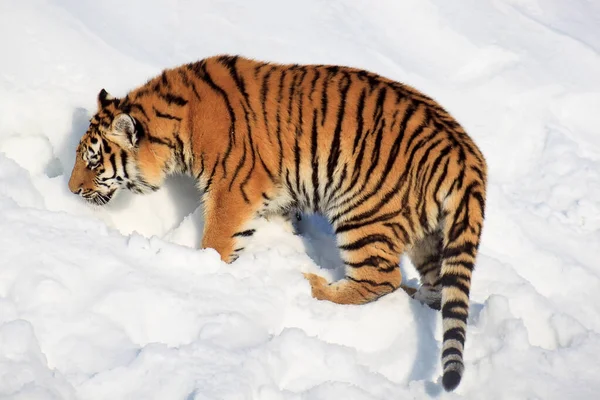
[82,189,116,206]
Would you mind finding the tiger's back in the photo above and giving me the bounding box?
[69,55,487,392]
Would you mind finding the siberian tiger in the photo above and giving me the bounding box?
[68,55,487,391]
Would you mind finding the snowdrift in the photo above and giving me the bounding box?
[1,0,600,398]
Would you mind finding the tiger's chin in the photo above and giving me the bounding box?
[83,189,117,206]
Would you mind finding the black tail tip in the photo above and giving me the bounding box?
[442,370,462,391]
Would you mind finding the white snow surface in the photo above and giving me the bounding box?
[1,0,600,398]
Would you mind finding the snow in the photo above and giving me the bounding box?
[1,0,600,398]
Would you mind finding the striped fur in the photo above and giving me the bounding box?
[68,55,487,391]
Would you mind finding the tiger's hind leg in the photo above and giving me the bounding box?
[407,229,444,310]
[304,221,405,305]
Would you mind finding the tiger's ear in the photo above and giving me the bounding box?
[108,113,139,148]
[98,88,116,109]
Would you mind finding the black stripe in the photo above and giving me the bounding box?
[352,88,367,153]
[229,140,247,192]
[383,222,410,243]
[161,71,169,87]
[335,209,400,233]
[232,229,255,238]
[287,72,299,124]
[240,151,256,203]
[108,153,117,178]
[120,150,129,179]
[163,93,188,106]
[236,94,256,204]
[174,132,186,171]
[442,299,468,313]
[219,55,257,123]
[346,276,396,292]
[196,154,205,180]
[443,241,477,260]
[472,190,486,217]
[320,68,335,126]
[414,139,444,182]
[260,66,275,143]
[443,310,468,323]
[444,259,475,271]
[146,133,175,149]
[310,108,320,211]
[308,70,320,102]
[344,254,388,268]
[294,127,302,196]
[101,139,112,154]
[153,107,182,121]
[413,139,444,226]
[340,119,370,203]
[284,170,294,199]
[276,69,287,175]
[443,327,465,343]
[232,229,256,237]
[257,151,275,182]
[428,145,452,193]
[442,347,463,359]
[454,162,465,191]
[439,274,471,296]
[219,56,246,98]
[190,82,201,100]
[325,73,351,196]
[362,88,387,178]
[204,155,221,193]
[432,158,451,205]
[325,163,347,206]
[470,165,485,183]
[124,103,150,121]
[417,260,441,276]
[178,69,190,86]
[346,256,397,273]
[339,234,396,252]
[403,106,430,155]
[296,67,308,121]
[403,125,438,173]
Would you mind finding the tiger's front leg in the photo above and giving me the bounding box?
[201,183,265,263]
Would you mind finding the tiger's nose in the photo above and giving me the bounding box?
[69,182,83,195]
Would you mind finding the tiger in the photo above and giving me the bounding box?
[68,54,487,391]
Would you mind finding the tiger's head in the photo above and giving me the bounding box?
[68,89,160,205]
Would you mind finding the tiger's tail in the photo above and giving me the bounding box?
[438,163,486,391]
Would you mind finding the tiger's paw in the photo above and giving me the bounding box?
[303,273,376,305]
[412,284,442,311]
[303,272,331,301]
